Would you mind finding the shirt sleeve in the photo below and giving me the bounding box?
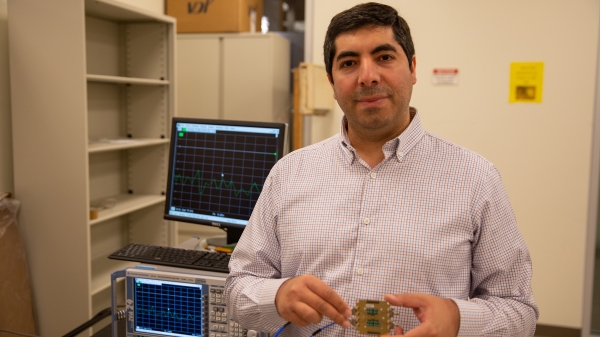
[225,166,289,332]
[453,165,539,336]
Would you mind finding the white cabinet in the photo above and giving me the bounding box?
[7,0,176,335]
[177,33,290,123]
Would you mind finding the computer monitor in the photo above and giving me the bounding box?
[164,118,287,245]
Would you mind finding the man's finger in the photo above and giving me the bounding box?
[301,292,350,328]
[307,279,352,317]
[384,293,428,309]
[381,325,404,336]
[307,294,350,328]
[275,275,351,328]
[285,307,312,327]
[384,293,460,337]
[304,279,352,327]
[401,323,430,337]
[291,301,323,325]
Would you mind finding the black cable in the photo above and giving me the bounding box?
[61,307,112,337]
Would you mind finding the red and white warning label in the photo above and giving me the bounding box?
[432,68,459,85]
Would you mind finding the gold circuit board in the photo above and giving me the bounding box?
[351,300,394,335]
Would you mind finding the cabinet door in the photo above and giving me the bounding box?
[222,36,276,122]
[177,36,220,119]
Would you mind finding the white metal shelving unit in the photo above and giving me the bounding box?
[8,0,176,336]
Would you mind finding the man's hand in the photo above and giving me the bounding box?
[275,275,352,328]
[382,293,460,337]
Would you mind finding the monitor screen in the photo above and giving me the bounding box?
[133,277,204,337]
[164,118,287,244]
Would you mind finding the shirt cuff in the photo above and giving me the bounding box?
[451,298,485,337]
[258,277,291,329]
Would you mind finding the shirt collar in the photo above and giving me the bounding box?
[339,107,424,164]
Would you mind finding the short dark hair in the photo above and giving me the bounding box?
[323,2,415,80]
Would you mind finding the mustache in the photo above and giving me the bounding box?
[353,87,392,100]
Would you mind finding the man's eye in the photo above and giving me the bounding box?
[380,55,393,61]
[341,60,354,68]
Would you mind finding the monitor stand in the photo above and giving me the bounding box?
[206,227,244,246]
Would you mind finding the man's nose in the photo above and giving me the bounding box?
[358,59,380,86]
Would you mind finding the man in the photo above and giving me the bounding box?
[225,2,538,336]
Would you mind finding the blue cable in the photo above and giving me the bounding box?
[311,322,336,336]
[273,321,336,337]
[273,322,290,337]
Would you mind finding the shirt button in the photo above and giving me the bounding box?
[357,268,364,276]
[363,218,370,225]
[399,151,404,157]
[370,172,376,179]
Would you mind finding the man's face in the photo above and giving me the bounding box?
[328,26,417,140]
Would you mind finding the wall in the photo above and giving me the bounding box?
[118,0,163,14]
[308,0,600,329]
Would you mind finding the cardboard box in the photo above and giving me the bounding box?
[167,0,264,33]
[0,197,36,336]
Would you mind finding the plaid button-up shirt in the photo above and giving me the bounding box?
[226,110,538,337]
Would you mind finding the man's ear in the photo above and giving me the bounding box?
[411,55,417,85]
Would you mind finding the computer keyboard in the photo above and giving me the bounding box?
[108,243,230,273]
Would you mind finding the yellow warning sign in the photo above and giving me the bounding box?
[509,62,544,103]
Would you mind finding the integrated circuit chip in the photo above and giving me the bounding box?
[351,300,394,335]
